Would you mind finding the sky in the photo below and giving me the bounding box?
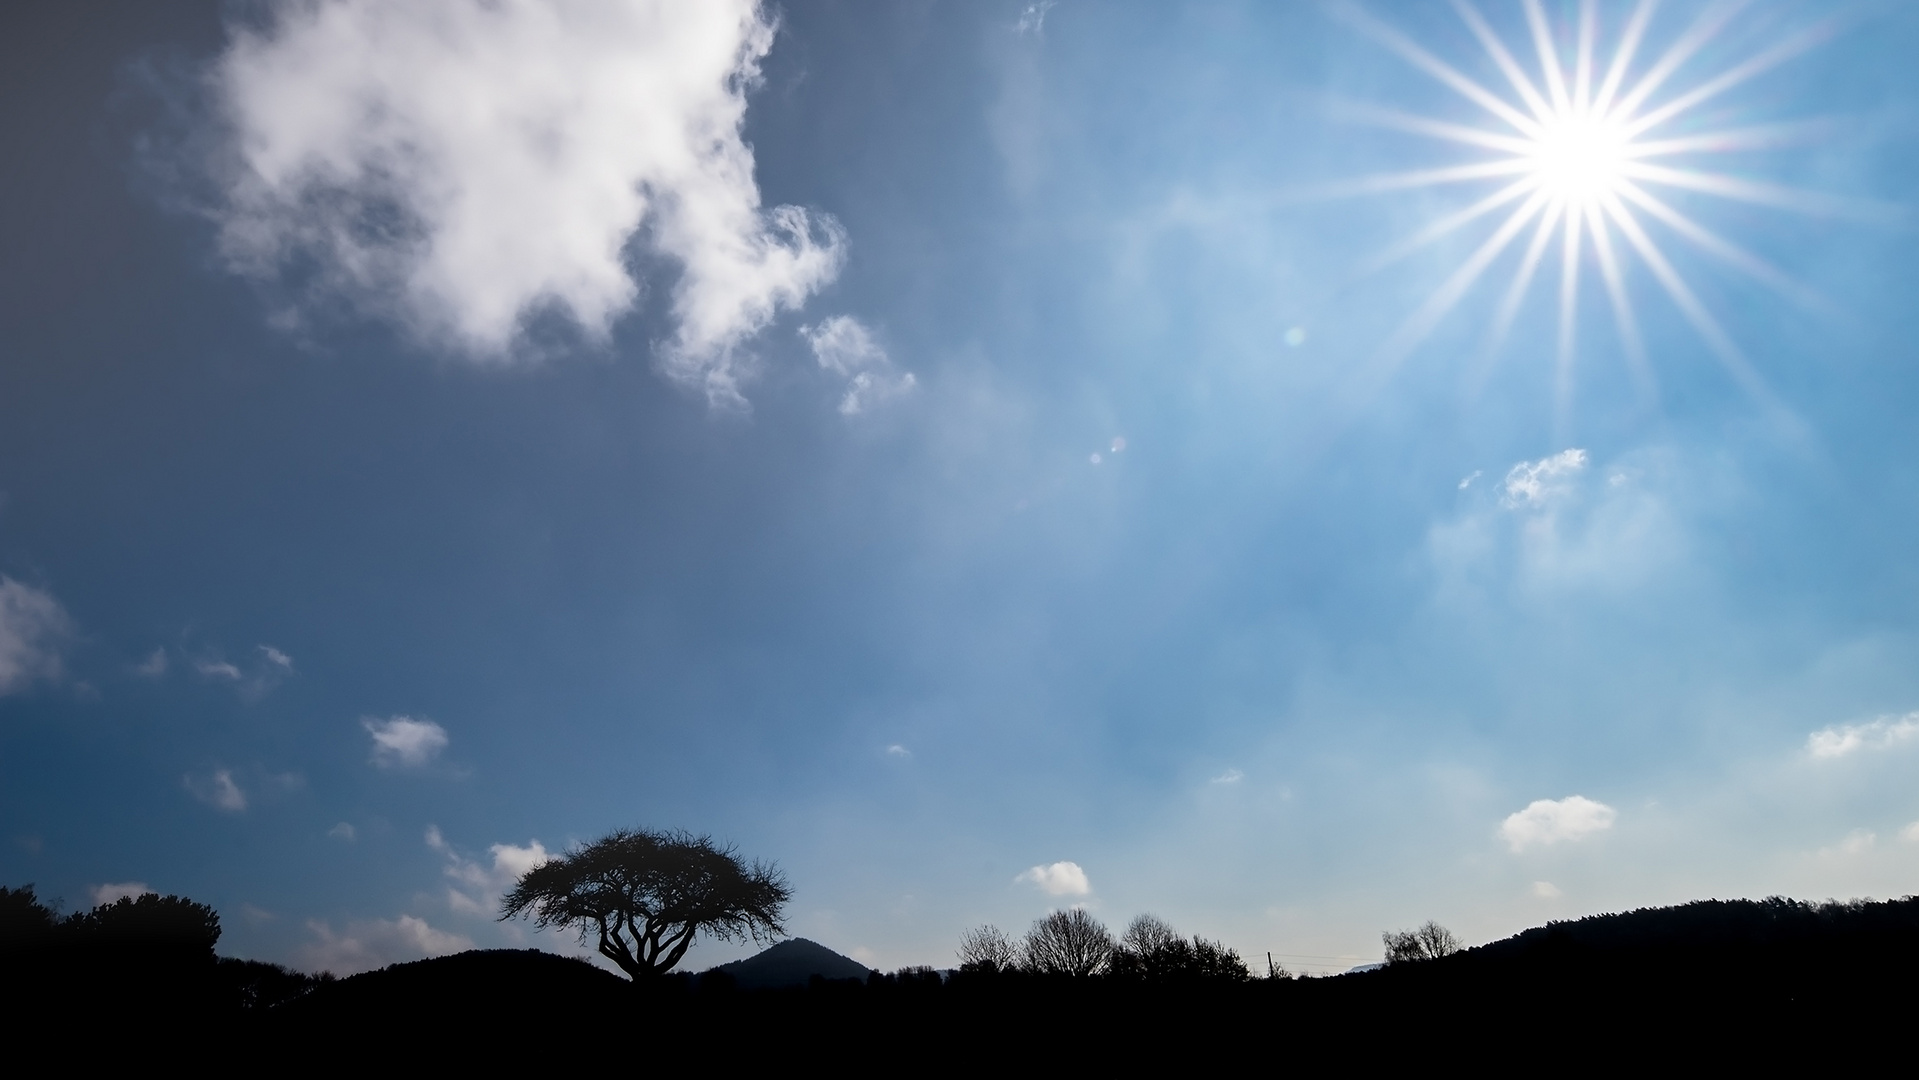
[3,0,1919,977]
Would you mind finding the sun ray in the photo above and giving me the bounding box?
[1614,180,1835,315]
[1294,159,1536,201]
[1359,177,1539,276]
[1522,0,1573,117]
[1450,1,1554,122]
[1628,119,1838,158]
[1331,2,1544,137]
[1591,0,1658,118]
[1554,202,1583,438]
[1598,192,1768,399]
[1622,21,1839,140]
[1621,162,1890,219]
[1481,198,1564,365]
[1573,0,1597,113]
[1373,193,1548,374]
[1608,0,1746,122]
[1585,205,1654,402]
[1326,101,1536,156]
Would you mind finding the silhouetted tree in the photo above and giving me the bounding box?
[957,924,1018,974]
[0,884,58,951]
[1109,914,1251,983]
[1021,908,1114,977]
[64,892,221,957]
[1383,920,1461,964]
[499,828,789,981]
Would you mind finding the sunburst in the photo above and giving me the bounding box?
[1326,0,1854,430]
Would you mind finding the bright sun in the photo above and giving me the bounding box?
[1330,0,1845,429]
[1529,112,1630,207]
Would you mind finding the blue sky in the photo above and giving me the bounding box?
[3,0,1919,975]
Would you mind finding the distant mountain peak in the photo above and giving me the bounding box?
[708,938,873,989]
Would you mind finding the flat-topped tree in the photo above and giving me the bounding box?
[499,828,789,981]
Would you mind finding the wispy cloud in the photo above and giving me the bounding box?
[1210,768,1244,785]
[297,915,472,976]
[206,0,843,405]
[801,316,916,415]
[328,822,356,842]
[1016,860,1091,896]
[1501,449,1588,509]
[1806,712,1919,759]
[364,715,449,769]
[184,768,247,812]
[1498,795,1616,853]
[133,648,169,678]
[0,577,70,696]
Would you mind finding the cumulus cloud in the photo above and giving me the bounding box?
[207,0,844,403]
[428,825,551,915]
[1016,860,1091,896]
[0,577,71,696]
[90,882,152,907]
[298,915,472,976]
[1531,881,1562,899]
[1806,713,1919,759]
[184,768,248,812]
[1499,795,1616,853]
[1501,449,1588,509]
[801,316,916,415]
[1902,822,1919,843]
[364,715,449,768]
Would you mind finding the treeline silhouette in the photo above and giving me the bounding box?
[6,883,1915,1063]
[2,885,329,1017]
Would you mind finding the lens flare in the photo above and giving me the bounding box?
[1326,0,1857,430]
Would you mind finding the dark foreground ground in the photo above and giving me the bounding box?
[9,896,1918,1066]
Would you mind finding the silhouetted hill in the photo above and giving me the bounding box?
[707,937,874,988]
[286,948,629,1020]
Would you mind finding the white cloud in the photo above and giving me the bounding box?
[297,915,472,976]
[800,316,916,415]
[1457,470,1481,490]
[328,821,356,842]
[1016,1,1057,35]
[1499,795,1616,853]
[184,768,248,812]
[885,744,912,758]
[90,882,151,907]
[1501,449,1587,509]
[1210,768,1244,785]
[1806,712,1919,759]
[1530,880,1561,899]
[1016,860,1091,896]
[1830,829,1876,856]
[134,648,169,678]
[0,577,70,696]
[196,659,243,681]
[208,0,843,404]
[1902,822,1919,843]
[258,645,293,670]
[364,715,449,768]
[428,825,550,915]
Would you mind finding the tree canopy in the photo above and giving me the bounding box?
[499,828,790,981]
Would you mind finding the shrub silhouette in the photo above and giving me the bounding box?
[1108,914,1252,983]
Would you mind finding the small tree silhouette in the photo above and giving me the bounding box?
[1021,908,1114,977]
[1383,920,1462,964]
[957,924,1018,973]
[499,828,789,981]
